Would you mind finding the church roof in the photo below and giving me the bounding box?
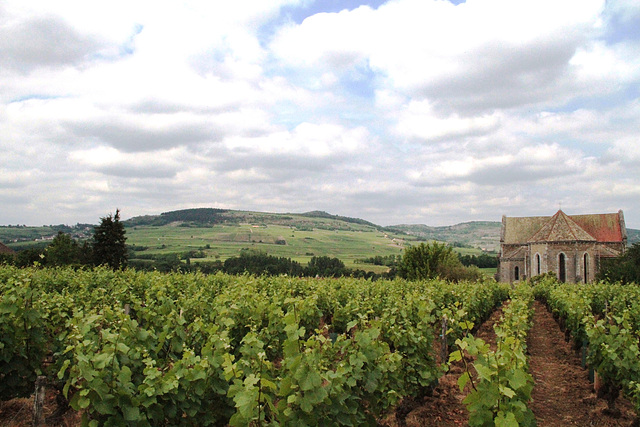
[502,210,626,244]
[0,242,15,255]
[528,210,596,243]
[502,244,528,260]
[568,213,627,242]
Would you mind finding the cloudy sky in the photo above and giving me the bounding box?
[2,0,640,227]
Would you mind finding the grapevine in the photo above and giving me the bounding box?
[0,265,508,425]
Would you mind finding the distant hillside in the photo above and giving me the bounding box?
[125,208,229,227]
[121,208,414,271]
[124,208,385,233]
[388,221,502,252]
[299,210,383,230]
[0,224,94,250]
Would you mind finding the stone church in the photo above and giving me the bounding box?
[498,210,627,283]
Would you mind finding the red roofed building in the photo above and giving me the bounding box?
[498,210,627,283]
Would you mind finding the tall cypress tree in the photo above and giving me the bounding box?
[93,209,127,270]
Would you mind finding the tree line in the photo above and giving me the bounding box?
[458,253,498,268]
[0,210,128,270]
[129,249,382,279]
[355,252,498,270]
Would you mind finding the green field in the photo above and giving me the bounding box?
[127,223,407,271]
[1,208,502,273]
[480,267,498,277]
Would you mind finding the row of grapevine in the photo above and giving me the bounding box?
[0,265,509,426]
[451,284,536,426]
[534,277,640,418]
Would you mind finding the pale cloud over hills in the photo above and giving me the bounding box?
[1,0,639,227]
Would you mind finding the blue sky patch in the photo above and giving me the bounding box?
[283,0,389,24]
[10,94,63,103]
[120,23,144,56]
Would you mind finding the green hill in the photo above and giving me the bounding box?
[387,221,502,252]
[122,209,409,272]
[125,208,385,231]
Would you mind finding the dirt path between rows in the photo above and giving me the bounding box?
[528,300,637,426]
[391,299,640,427]
[388,305,504,426]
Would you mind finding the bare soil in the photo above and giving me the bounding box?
[528,300,637,426]
[0,388,80,427]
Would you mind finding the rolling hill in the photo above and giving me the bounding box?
[124,208,385,231]
[122,209,408,271]
[387,221,502,252]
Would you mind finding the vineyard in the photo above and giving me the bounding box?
[534,277,640,420]
[0,266,639,426]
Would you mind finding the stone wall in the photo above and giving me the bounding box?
[499,241,625,283]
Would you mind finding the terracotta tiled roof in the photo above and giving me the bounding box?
[569,213,625,243]
[528,210,596,243]
[502,210,625,244]
[0,242,15,255]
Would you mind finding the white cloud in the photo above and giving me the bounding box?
[224,123,369,158]
[271,0,609,112]
[570,41,640,91]
[0,0,639,228]
[271,6,374,69]
[0,169,40,188]
[408,142,596,188]
[609,137,640,164]
[396,100,502,142]
[69,146,185,177]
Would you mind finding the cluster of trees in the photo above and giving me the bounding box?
[222,250,305,276]
[355,251,498,271]
[397,242,485,282]
[0,210,128,270]
[458,253,498,268]
[355,254,401,267]
[598,243,640,284]
[129,249,381,279]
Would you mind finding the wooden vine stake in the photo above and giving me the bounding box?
[441,316,448,363]
[594,371,603,393]
[32,376,46,427]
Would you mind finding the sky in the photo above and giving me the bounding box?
[1,0,640,228]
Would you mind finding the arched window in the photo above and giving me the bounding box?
[583,253,589,283]
[514,266,520,281]
[535,253,541,276]
[558,253,566,283]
